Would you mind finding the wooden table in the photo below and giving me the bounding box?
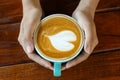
[0,0,120,80]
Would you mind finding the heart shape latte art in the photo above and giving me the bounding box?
[48,30,77,51]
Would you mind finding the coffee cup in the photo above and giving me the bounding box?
[34,14,84,77]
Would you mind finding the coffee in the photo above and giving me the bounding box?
[36,15,83,60]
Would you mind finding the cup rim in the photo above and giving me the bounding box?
[34,14,85,63]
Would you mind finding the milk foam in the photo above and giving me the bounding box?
[48,30,77,51]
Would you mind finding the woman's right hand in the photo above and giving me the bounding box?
[18,8,53,70]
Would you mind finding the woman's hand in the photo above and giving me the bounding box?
[62,10,98,70]
[18,8,53,70]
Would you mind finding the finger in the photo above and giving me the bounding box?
[62,66,67,71]
[61,63,67,71]
[84,33,98,54]
[18,19,53,70]
[19,31,53,70]
[27,52,53,70]
[18,19,34,46]
[83,21,98,54]
[64,51,89,69]
[22,39,34,54]
[73,12,98,54]
[20,37,53,70]
[19,18,40,53]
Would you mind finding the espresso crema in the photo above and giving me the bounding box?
[36,15,83,60]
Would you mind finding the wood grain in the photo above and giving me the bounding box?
[0,0,22,24]
[0,23,30,66]
[97,0,120,9]
[0,0,120,79]
[0,50,120,80]
[95,10,120,51]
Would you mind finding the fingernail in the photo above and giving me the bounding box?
[26,45,32,53]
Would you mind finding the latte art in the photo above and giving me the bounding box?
[48,30,77,52]
[36,15,83,60]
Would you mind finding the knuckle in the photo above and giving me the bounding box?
[18,37,20,42]
[18,37,22,45]
[95,38,99,46]
[20,21,24,27]
[92,37,99,46]
[18,37,28,46]
[96,39,99,44]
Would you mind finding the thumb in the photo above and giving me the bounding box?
[21,25,34,54]
[72,11,95,54]
[18,27,34,54]
[21,34,34,54]
[84,24,98,54]
[25,39,34,54]
[84,37,93,54]
[22,22,38,54]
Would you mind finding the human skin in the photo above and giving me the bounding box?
[18,0,99,70]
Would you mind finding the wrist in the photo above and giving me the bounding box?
[23,8,42,19]
[75,6,96,19]
[73,8,93,19]
[74,0,100,18]
[22,0,42,16]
